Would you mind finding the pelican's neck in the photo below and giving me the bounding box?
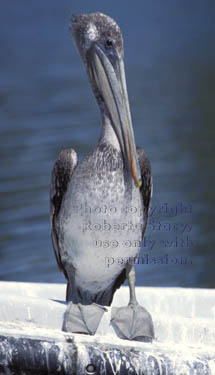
[98,112,121,151]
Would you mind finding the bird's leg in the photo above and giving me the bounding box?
[127,263,137,305]
[111,264,154,341]
[62,271,107,335]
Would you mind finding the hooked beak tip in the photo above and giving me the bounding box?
[136,180,142,189]
[130,158,142,188]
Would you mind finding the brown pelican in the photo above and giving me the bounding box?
[51,12,154,341]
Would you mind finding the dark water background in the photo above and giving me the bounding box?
[0,1,214,287]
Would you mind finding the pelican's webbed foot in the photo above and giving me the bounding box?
[111,302,154,342]
[111,264,154,341]
[111,303,154,342]
[63,302,107,335]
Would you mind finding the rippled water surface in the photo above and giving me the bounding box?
[0,1,214,287]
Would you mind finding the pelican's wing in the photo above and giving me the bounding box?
[137,147,152,237]
[50,148,78,274]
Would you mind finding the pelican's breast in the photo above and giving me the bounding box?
[58,146,144,293]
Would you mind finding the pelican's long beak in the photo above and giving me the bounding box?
[88,43,142,188]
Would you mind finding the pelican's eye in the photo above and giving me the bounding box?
[105,38,113,48]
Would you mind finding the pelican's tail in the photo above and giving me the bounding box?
[66,268,126,306]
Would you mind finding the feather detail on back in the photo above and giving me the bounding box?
[137,147,152,236]
[50,148,78,273]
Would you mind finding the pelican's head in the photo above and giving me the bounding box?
[71,12,141,188]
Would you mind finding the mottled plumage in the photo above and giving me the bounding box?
[51,145,152,304]
[50,12,154,340]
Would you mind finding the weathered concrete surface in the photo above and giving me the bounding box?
[0,282,214,374]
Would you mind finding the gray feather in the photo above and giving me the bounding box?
[137,147,152,236]
[50,148,78,273]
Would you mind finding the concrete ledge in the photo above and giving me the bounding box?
[0,282,214,374]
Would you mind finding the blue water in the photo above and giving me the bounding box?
[0,0,214,287]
